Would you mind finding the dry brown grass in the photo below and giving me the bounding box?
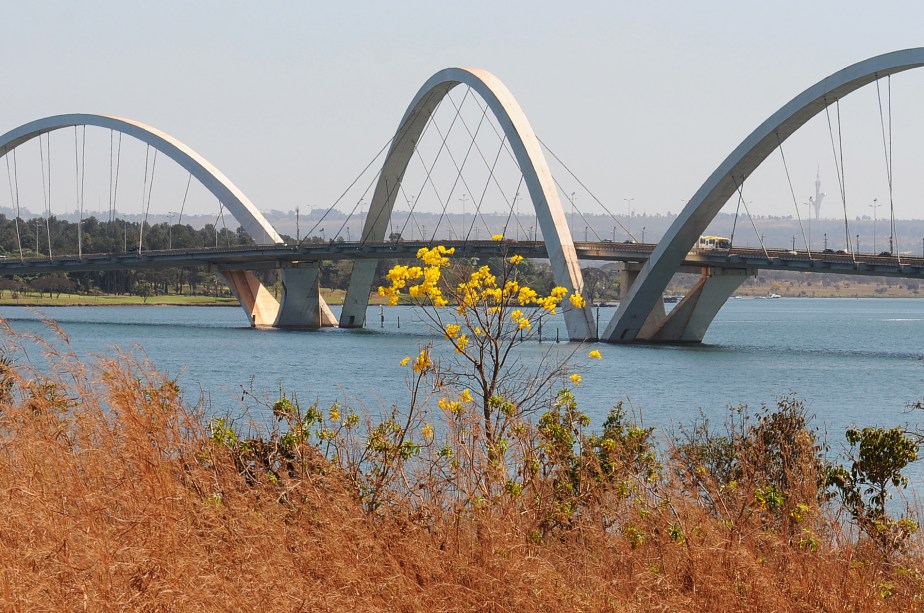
[0,329,920,611]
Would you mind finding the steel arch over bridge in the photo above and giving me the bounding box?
[0,114,339,329]
[604,47,924,343]
[0,114,283,245]
[3,50,922,341]
[339,67,596,341]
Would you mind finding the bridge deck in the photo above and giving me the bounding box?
[0,241,922,279]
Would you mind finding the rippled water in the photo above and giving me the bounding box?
[0,298,921,455]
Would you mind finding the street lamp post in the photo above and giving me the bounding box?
[870,198,881,252]
[623,197,634,237]
[570,192,577,239]
[513,192,521,241]
[168,211,176,250]
[459,194,468,240]
[803,201,813,249]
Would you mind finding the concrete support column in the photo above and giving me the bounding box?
[276,262,338,328]
[340,259,376,328]
[645,267,752,343]
[620,263,666,339]
[219,270,280,328]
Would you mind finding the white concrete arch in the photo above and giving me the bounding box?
[340,67,595,340]
[604,47,924,342]
[0,114,283,245]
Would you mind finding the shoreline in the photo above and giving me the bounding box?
[0,294,921,309]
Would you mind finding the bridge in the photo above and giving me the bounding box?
[0,49,923,342]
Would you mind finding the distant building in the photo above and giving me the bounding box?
[809,169,825,220]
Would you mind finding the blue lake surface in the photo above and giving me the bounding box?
[0,298,921,467]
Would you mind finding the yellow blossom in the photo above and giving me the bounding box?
[330,407,340,422]
[492,234,504,241]
[569,373,583,386]
[460,389,473,403]
[413,349,431,373]
[438,396,463,414]
[588,349,602,360]
[400,356,411,366]
[517,287,538,306]
[569,293,586,309]
[445,323,461,339]
[421,423,434,439]
[509,254,524,265]
[455,334,470,354]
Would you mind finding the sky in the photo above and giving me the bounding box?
[2,1,924,225]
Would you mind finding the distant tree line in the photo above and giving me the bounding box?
[0,214,624,303]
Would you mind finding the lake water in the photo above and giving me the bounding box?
[0,299,921,463]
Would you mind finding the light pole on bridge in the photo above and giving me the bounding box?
[459,193,468,240]
[803,201,813,249]
[870,198,881,252]
[168,211,176,250]
[513,192,522,241]
[624,198,634,237]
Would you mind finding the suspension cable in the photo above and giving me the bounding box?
[410,89,478,242]
[138,144,151,253]
[37,134,52,257]
[397,183,424,239]
[443,90,521,230]
[142,149,158,245]
[551,175,604,242]
[178,173,192,225]
[428,91,492,241]
[112,132,122,251]
[297,122,399,246]
[729,186,743,249]
[824,99,854,257]
[75,126,87,257]
[538,136,634,240]
[776,133,812,257]
[464,134,508,242]
[44,133,52,258]
[876,75,900,263]
[5,152,23,260]
[500,176,527,239]
[731,174,771,260]
[306,88,443,247]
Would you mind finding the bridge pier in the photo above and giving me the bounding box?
[640,267,752,343]
[620,264,667,338]
[340,259,376,328]
[275,263,338,328]
[219,270,281,328]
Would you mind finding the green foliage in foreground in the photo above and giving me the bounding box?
[209,389,921,556]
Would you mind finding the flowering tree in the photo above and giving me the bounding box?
[378,239,599,498]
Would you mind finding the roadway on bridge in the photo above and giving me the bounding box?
[1,240,923,279]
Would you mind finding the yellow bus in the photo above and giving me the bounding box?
[695,235,731,250]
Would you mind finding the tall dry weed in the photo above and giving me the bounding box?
[0,324,920,610]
